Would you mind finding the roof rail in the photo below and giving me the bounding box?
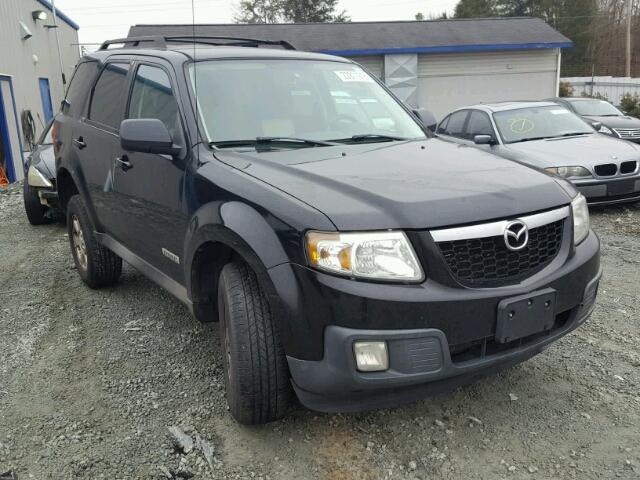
[99,35,296,51]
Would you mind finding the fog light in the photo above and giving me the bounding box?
[353,341,388,372]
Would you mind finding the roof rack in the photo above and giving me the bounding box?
[98,35,296,51]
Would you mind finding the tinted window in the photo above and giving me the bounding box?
[466,111,494,139]
[128,65,180,138]
[89,63,130,129]
[443,110,468,137]
[436,116,449,134]
[64,61,99,117]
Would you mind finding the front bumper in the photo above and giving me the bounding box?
[572,175,640,205]
[289,269,601,412]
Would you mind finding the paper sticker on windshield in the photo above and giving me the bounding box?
[550,109,569,114]
[334,70,374,83]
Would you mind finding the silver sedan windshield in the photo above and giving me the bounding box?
[189,59,425,144]
[493,106,594,144]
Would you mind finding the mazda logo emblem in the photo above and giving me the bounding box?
[504,220,529,251]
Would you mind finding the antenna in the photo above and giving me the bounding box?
[191,0,200,166]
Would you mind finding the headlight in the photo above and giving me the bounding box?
[545,166,591,178]
[572,194,590,245]
[306,230,424,282]
[27,165,53,188]
[599,125,614,135]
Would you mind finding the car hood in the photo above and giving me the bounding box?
[503,133,640,169]
[214,139,572,230]
[583,115,640,129]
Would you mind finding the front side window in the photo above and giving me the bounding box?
[493,106,594,144]
[128,65,180,138]
[465,110,494,139]
[89,62,130,129]
[568,99,623,117]
[189,60,425,146]
[443,110,468,138]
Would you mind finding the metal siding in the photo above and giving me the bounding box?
[418,49,557,77]
[346,55,384,79]
[416,49,559,120]
[0,0,80,168]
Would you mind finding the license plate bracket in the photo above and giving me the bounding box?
[495,288,556,344]
[607,179,636,196]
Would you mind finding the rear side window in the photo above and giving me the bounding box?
[89,62,130,129]
[127,65,180,138]
[64,61,99,117]
[465,110,494,139]
[443,110,468,138]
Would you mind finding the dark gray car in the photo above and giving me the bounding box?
[436,101,640,206]
[549,97,640,144]
[23,120,60,224]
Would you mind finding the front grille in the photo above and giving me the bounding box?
[620,160,638,174]
[594,163,617,176]
[437,219,564,288]
[613,127,640,139]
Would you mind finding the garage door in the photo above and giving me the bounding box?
[417,49,559,120]
[347,56,384,80]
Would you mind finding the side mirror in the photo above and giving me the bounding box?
[411,107,437,132]
[120,119,180,155]
[473,134,496,145]
[591,121,602,132]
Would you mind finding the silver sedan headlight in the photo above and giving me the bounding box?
[545,166,591,178]
[599,125,615,135]
[572,194,590,245]
[306,230,424,282]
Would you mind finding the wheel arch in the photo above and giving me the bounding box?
[56,166,79,213]
[185,201,292,327]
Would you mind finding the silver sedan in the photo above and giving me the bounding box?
[436,101,640,206]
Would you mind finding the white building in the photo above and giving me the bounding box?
[131,18,570,121]
[0,0,80,182]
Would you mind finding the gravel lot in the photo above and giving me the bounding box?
[0,182,638,480]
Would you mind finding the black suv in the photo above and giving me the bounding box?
[54,36,601,424]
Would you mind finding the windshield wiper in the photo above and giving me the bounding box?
[211,137,339,149]
[556,132,591,137]
[510,136,548,143]
[329,133,409,143]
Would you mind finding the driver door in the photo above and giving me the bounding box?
[110,60,190,283]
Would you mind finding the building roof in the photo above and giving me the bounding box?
[37,0,79,31]
[129,18,572,57]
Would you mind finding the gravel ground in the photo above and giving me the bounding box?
[0,182,638,480]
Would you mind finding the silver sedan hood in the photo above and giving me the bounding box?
[501,133,640,168]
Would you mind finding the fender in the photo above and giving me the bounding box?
[183,200,301,349]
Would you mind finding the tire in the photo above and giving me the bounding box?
[217,262,291,424]
[23,180,49,225]
[66,195,122,288]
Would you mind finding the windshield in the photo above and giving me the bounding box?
[493,106,594,144]
[189,60,425,146]
[41,123,53,145]
[568,99,623,116]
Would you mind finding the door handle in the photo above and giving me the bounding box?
[115,155,133,171]
[73,137,86,149]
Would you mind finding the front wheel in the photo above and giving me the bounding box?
[23,181,49,225]
[217,262,291,424]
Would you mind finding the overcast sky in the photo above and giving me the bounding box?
[53,0,459,48]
